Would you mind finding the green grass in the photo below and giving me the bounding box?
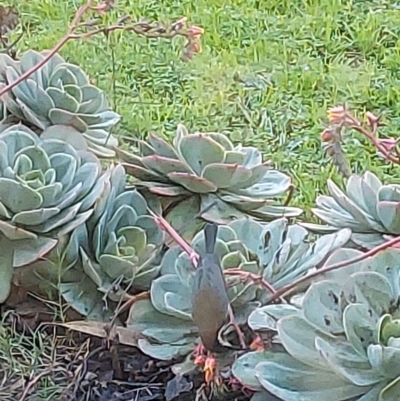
[3,0,400,397]
[9,0,400,211]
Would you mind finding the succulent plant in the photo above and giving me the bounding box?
[126,217,350,361]
[15,164,165,319]
[0,123,106,303]
[0,50,120,157]
[233,248,400,401]
[116,124,303,225]
[300,171,400,249]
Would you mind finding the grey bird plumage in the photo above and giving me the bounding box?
[191,223,230,351]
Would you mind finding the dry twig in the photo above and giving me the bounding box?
[0,0,203,98]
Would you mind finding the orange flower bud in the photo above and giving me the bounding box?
[204,356,216,383]
[321,129,333,142]
[187,25,204,39]
[250,335,265,351]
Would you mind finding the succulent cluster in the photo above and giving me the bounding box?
[302,171,400,249]
[16,165,165,320]
[0,123,106,302]
[233,248,400,401]
[0,50,120,157]
[3,47,400,401]
[127,217,350,360]
[117,124,302,224]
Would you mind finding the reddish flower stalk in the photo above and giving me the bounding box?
[0,0,203,98]
[327,106,400,165]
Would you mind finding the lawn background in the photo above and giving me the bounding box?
[2,1,400,398]
[12,0,400,213]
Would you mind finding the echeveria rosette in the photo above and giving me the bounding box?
[117,124,303,225]
[126,218,350,361]
[233,248,400,401]
[19,164,166,319]
[0,124,106,302]
[0,50,120,157]
[301,171,400,249]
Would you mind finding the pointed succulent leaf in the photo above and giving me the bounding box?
[147,132,179,159]
[253,248,400,400]
[60,277,111,321]
[205,132,234,150]
[342,272,394,317]
[202,163,253,188]
[142,155,192,175]
[345,175,377,219]
[168,172,218,193]
[306,172,400,247]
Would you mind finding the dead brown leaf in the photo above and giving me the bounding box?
[59,320,142,347]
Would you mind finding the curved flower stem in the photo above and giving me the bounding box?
[0,0,95,97]
[0,1,203,98]
[227,305,246,349]
[224,269,287,304]
[151,211,200,267]
[267,235,400,303]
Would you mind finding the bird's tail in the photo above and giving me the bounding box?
[204,223,218,254]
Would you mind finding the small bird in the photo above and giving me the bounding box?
[191,223,230,352]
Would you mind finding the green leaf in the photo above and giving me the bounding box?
[127,299,196,344]
[0,241,14,302]
[255,353,369,401]
[168,172,218,193]
[206,132,234,150]
[377,201,400,234]
[48,109,87,132]
[141,155,192,175]
[344,272,393,317]
[302,281,344,336]
[277,315,331,368]
[248,304,299,331]
[315,337,380,386]
[343,303,377,357]
[60,276,111,321]
[367,344,400,380]
[137,339,194,361]
[13,236,58,267]
[232,351,269,391]
[201,163,252,188]
[177,134,225,175]
[124,163,167,182]
[41,124,88,151]
[147,133,179,159]
[380,376,400,401]
[150,274,193,320]
[0,178,43,213]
